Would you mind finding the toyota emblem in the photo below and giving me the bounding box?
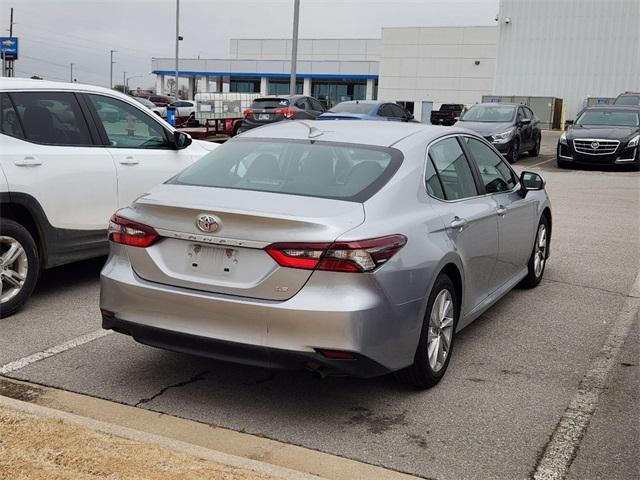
[196,214,220,233]
[591,141,600,150]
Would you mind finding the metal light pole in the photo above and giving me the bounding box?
[123,71,127,91]
[109,50,117,88]
[174,0,180,98]
[289,0,300,95]
[70,63,74,82]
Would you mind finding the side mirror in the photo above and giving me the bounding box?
[565,119,574,128]
[173,131,192,150]
[520,171,545,195]
[519,118,532,125]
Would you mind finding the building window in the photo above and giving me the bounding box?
[312,80,367,108]
[230,78,260,93]
[268,80,303,95]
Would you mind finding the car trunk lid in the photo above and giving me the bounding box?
[124,184,364,301]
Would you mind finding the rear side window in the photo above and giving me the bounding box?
[0,93,24,139]
[171,139,403,202]
[251,98,290,109]
[427,137,478,200]
[10,91,92,145]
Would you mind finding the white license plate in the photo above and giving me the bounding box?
[258,114,271,120]
[187,244,237,276]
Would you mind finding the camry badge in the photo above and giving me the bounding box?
[196,214,220,233]
[591,141,600,150]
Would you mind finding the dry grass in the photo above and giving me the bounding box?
[0,406,274,480]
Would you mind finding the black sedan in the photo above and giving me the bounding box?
[454,103,541,163]
[237,95,325,134]
[557,106,639,169]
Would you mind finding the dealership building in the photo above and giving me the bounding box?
[152,0,639,122]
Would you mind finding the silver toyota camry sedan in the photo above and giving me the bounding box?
[100,121,551,388]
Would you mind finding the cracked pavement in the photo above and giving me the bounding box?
[2,134,639,480]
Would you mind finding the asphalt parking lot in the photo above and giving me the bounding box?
[1,131,639,480]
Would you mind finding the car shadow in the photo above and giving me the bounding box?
[33,256,106,296]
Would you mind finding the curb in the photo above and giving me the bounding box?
[0,393,325,480]
[0,376,421,480]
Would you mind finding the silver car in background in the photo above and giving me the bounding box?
[100,121,551,388]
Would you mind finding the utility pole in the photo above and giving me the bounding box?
[6,7,15,77]
[70,63,74,82]
[289,0,300,95]
[174,0,180,98]
[109,49,117,88]
[123,71,127,91]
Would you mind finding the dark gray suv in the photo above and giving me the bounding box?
[237,95,325,134]
[455,103,542,164]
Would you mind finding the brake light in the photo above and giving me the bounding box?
[275,108,296,119]
[108,214,159,248]
[265,235,406,272]
[243,108,253,117]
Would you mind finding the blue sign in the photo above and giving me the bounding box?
[0,37,18,60]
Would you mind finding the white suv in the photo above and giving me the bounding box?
[0,78,217,317]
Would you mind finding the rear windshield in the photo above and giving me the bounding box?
[441,104,463,111]
[251,98,290,109]
[461,105,515,123]
[614,95,640,106]
[170,138,403,202]
[576,110,639,127]
[330,103,373,114]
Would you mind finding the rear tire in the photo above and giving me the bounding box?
[232,122,242,137]
[0,219,39,318]
[520,216,549,289]
[395,274,458,389]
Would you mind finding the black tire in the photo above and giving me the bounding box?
[0,219,39,318]
[395,273,458,389]
[508,138,520,164]
[556,158,570,169]
[232,121,242,137]
[520,215,549,289]
[529,134,541,157]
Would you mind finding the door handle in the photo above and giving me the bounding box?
[496,205,507,217]
[450,216,468,231]
[14,156,42,167]
[119,156,139,165]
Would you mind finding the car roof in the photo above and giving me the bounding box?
[240,120,464,147]
[583,105,640,111]
[471,102,521,107]
[0,77,145,104]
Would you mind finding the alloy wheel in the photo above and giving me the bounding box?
[534,224,547,278]
[0,236,28,304]
[427,289,455,372]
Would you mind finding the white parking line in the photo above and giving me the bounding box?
[528,157,557,168]
[0,329,112,375]
[532,272,640,480]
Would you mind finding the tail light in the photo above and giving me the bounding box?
[108,214,159,248]
[243,108,253,117]
[275,108,296,119]
[265,235,406,273]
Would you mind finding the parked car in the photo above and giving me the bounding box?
[237,95,325,133]
[100,120,551,389]
[557,105,639,169]
[0,78,219,317]
[132,96,165,117]
[146,95,176,108]
[455,103,541,163]
[613,92,640,106]
[318,100,414,122]
[431,104,465,126]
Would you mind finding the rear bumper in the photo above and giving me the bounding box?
[99,249,423,377]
